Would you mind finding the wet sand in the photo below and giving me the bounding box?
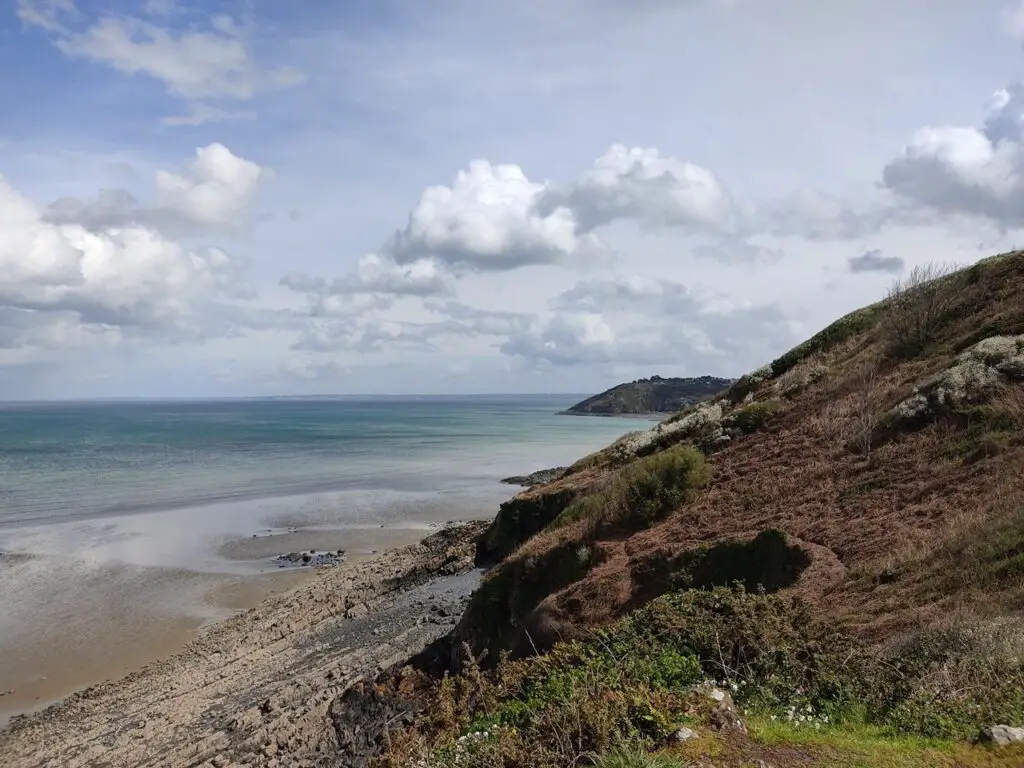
[0,521,487,768]
[0,524,447,728]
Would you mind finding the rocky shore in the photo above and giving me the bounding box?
[0,520,489,768]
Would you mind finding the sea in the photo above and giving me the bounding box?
[0,396,650,570]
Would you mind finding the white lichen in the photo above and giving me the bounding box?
[889,334,1024,422]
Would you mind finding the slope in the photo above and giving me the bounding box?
[562,375,734,416]
[364,252,1024,768]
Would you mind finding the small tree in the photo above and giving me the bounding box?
[883,262,961,358]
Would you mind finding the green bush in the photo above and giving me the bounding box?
[552,444,711,535]
[722,400,782,435]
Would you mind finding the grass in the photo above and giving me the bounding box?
[749,718,1024,767]
[594,745,692,767]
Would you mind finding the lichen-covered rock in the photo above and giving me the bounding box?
[609,401,727,461]
[888,335,1024,424]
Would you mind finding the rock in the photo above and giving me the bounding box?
[980,725,1024,745]
[500,467,568,488]
[754,761,776,768]
[211,755,229,768]
[273,550,346,569]
[672,726,698,742]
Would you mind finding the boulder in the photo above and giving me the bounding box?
[980,725,1024,746]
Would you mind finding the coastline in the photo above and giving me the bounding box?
[0,520,488,768]
[556,409,666,420]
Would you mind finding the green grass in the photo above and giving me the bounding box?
[749,717,1024,768]
[594,745,692,768]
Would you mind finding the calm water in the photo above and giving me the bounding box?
[0,396,647,529]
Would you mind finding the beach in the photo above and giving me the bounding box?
[0,521,487,767]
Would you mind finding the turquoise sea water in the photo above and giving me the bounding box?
[0,395,648,533]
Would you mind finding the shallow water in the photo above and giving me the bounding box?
[0,396,648,719]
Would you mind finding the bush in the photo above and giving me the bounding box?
[883,262,961,359]
[722,400,782,435]
[552,445,711,535]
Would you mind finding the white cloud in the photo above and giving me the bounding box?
[155,143,267,229]
[17,1,303,122]
[0,175,240,337]
[540,144,736,234]
[500,312,618,366]
[384,159,583,271]
[882,82,1024,228]
[45,143,269,236]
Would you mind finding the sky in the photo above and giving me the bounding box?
[3,0,1024,399]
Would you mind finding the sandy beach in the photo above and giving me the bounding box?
[0,520,487,768]
[0,521,441,727]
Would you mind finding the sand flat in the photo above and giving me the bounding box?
[0,522,486,768]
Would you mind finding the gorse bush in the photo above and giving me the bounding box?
[551,444,711,535]
[721,400,782,435]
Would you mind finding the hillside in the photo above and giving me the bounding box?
[562,375,734,416]
[359,253,1024,768]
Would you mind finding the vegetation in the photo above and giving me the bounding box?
[380,588,1024,767]
[563,375,733,416]
[883,262,962,359]
[371,253,1024,767]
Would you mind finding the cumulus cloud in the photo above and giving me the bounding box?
[539,144,736,234]
[383,160,583,271]
[848,249,904,274]
[510,274,800,370]
[17,0,303,123]
[45,143,268,236]
[882,82,1024,228]
[155,143,267,228]
[0,175,240,338]
[374,145,738,274]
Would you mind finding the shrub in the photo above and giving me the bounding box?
[883,262,961,359]
[722,400,782,435]
[551,444,711,535]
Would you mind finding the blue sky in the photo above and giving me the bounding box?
[3,0,1024,399]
